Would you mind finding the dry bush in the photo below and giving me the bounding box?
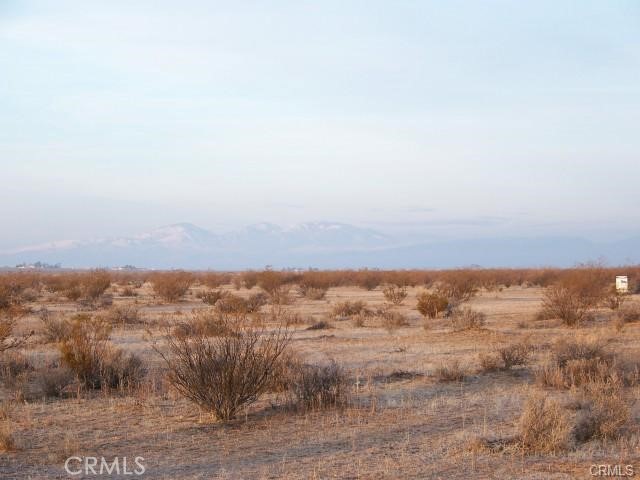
[0,422,16,452]
[0,312,31,354]
[299,286,327,300]
[214,292,267,314]
[478,352,502,373]
[199,272,232,289]
[498,342,532,370]
[0,352,33,396]
[120,286,138,297]
[616,303,640,325]
[574,383,630,442]
[173,310,236,338]
[39,309,71,343]
[518,393,571,454]
[602,287,627,310]
[102,305,141,326]
[59,314,144,390]
[307,320,332,330]
[450,308,486,332]
[82,270,112,301]
[245,292,268,313]
[381,310,409,333]
[416,292,449,319]
[382,284,407,305]
[268,286,292,306]
[201,290,227,306]
[535,338,627,389]
[34,362,74,398]
[155,323,291,421]
[152,271,194,302]
[331,300,367,319]
[539,286,591,326]
[290,361,348,410]
[352,313,366,328]
[434,359,465,382]
[435,275,478,305]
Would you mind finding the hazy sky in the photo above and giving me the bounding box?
[1,0,639,248]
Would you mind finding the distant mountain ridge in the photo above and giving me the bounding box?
[1,222,638,269]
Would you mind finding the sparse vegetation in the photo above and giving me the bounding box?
[382,284,407,305]
[449,307,486,331]
[416,292,449,319]
[152,271,194,302]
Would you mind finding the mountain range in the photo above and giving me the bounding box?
[1,222,638,269]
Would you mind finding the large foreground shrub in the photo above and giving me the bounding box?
[156,323,291,421]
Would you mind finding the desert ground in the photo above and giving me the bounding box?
[1,271,639,479]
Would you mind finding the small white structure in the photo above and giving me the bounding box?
[616,276,629,293]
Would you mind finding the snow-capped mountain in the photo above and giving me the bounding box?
[2,222,638,269]
[0,222,393,269]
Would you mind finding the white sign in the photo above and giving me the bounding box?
[616,276,629,293]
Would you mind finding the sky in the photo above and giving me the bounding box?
[1,0,640,249]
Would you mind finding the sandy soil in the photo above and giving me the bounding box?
[1,284,639,479]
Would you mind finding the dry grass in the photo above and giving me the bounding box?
[517,393,572,454]
[449,307,486,331]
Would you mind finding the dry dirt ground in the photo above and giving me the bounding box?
[1,284,639,479]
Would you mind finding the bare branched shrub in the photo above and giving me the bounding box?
[382,284,407,305]
[82,270,112,301]
[268,286,292,306]
[574,383,630,442]
[450,308,486,332]
[152,271,194,302]
[201,290,227,306]
[434,360,465,382]
[102,305,141,326]
[155,323,291,421]
[290,361,348,410]
[416,292,449,319]
[381,310,409,333]
[331,300,367,320]
[306,320,332,330]
[540,286,591,326]
[39,310,71,343]
[245,292,268,313]
[435,276,478,305]
[59,314,143,390]
[0,422,16,452]
[498,342,532,370]
[299,286,327,300]
[518,393,571,454]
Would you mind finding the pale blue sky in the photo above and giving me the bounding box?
[1,0,639,248]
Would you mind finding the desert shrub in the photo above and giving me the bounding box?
[518,393,571,454]
[245,292,268,312]
[382,284,407,305]
[190,310,236,337]
[307,320,332,330]
[201,290,227,306]
[0,352,33,393]
[574,382,630,442]
[0,422,16,452]
[478,352,502,373]
[290,361,348,409]
[616,303,640,324]
[498,342,532,370]
[381,310,409,333]
[435,276,478,305]
[34,363,74,398]
[352,313,366,328]
[434,359,465,382]
[0,313,30,354]
[416,292,449,319]
[535,338,627,389]
[155,324,291,421]
[602,287,627,310]
[102,305,141,326]
[215,293,249,314]
[539,286,591,326]
[331,300,367,319]
[450,308,486,332]
[268,286,292,305]
[152,271,194,302]
[299,286,327,300]
[82,270,112,301]
[58,314,143,390]
[120,286,138,297]
[200,272,232,289]
[39,310,71,343]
